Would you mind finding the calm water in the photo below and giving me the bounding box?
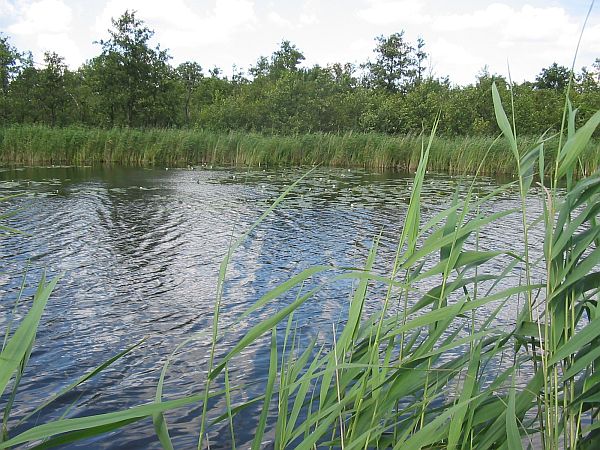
[0,165,543,448]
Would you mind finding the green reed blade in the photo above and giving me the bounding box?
[506,382,524,450]
[30,418,141,450]
[19,340,144,427]
[558,110,600,177]
[492,82,518,161]
[251,328,277,450]
[0,274,59,398]
[0,395,204,449]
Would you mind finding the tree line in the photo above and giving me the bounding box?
[1,10,599,136]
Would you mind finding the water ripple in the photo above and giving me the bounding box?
[0,166,544,448]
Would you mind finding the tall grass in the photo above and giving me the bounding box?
[1,82,600,449]
[1,124,598,175]
[179,88,598,449]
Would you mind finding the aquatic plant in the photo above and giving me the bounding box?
[0,125,598,176]
[159,79,598,448]
[180,86,599,449]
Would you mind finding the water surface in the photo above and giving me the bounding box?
[0,165,542,448]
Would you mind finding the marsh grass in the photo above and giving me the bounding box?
[184,85,599,449]
[1,125,598,176]
[1,78,600,449]
[149,84,600,449]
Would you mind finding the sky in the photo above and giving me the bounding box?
[0,0,599,85]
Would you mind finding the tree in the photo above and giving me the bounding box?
[92,10,172,126]
[271,40,304,75]
[534,62,570,91]
[37,52,69,125]
[249,56,270,79]
[576,66,598,93]
[366,32,415,93]
[0,36,20,95]
[247,41,306,81]
[0,36,32,123]
[176,62,203,126]
[329,63,357,89]
[414,37,427,84]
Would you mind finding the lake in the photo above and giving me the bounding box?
[0,165,544,448]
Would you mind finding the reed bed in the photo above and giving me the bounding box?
[1,125,598,175]
[1,82,600,449]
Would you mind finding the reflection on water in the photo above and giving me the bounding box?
[0,165,543,448]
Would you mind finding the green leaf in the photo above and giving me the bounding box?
[412,250,505,283]
[0,395,203,449]
[562,344,600,382]
[210,284,323,379]
[506,382,523,450]
[515,321,543,340]
[30,418,140,450]
[558,109,600,177]
[0,275,59,398]
[153,351,174,450]
[237,265,334,322]
[251,328,277,450]
[444,343,480,450]
[492,82,518,160]
[548,315,600,366]
[394,395,479,450]
[320,237,378,408]
[520,144,542,193]
[19,340,144,427]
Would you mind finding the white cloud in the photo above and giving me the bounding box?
[348,38,373,56]
[6,0,80,66]
[432,3,578,45]
[95,0,257,50]
[356,0,430,25]
[580,23,600,56]
[444,3,596,83]
[213,0,256,31]
[266,9,317,30]
[94,0,197,33]
[37,31,81,64]
[428,38,486,83]
[352,1,600,84]
[299,0,319,26]
[432,3,512,31]
[0,0,16,17]
[299,12,318,26]
[8,0,72,34]
[500,5,577,45]
[1,0,598,85]
[267,11,292,28]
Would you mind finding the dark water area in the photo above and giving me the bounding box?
[0,165,544,449]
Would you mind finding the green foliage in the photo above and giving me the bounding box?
[0,16,598,138]
[3,124,596,174]
[270,40,305,76]
[365,31,419,93]
[535,62,571,91]
[2,81,600,449]
[1,10,600,447]
[0,35,31,124]
[37,52,69,126]
[88,10,177,127]
[176,90,598,449]
[185,88,599,450]
[0,36,21,95]
[176,61,204,126]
